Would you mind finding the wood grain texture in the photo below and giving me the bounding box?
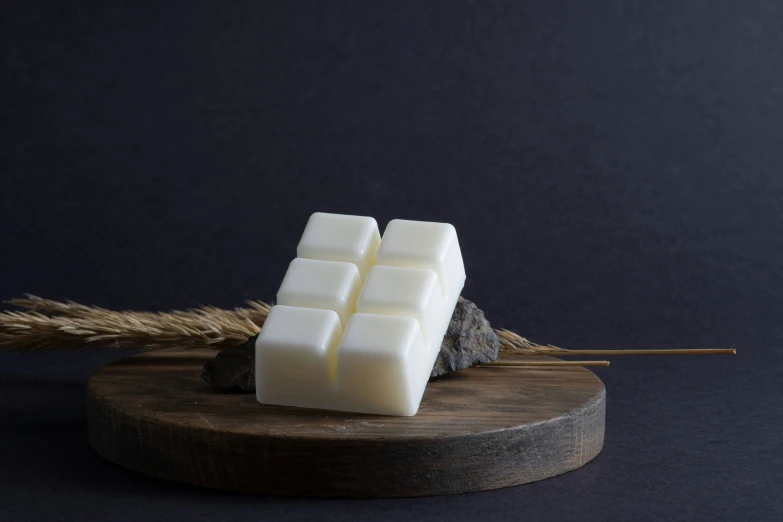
[87,348,605,497]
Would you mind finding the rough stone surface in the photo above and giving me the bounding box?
[430,297,500,377]
[201,334,258,392]
[202,297,500,391]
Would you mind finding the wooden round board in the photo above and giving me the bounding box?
[87,348,606,497]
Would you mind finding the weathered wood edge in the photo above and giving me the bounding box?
[86,371,605,498]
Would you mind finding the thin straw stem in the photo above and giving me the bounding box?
[503,348,736,356]
[480,360,611,367]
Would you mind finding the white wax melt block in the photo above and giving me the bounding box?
[356,265,444,345]
[376,219,466,299]
[255,305,342,410]
[256,213,466,416]
[276,258,361,327]
[297,212,381,280]
[337,314,426,416]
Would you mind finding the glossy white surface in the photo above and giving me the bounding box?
[356,265,444,346]
[376,219,465,297]
[296,212,381,280]
[277,258,361,327]
[256,213,465,416]
[255,305,342,411]
[337,314,426,416]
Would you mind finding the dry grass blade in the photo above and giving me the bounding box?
[480,360,610,367]
[494,328,569,355]
[1,296,733,358]
[494,328,735,357]
[6,294,100,317]
[1,297,548,354]
[1,296,270,352]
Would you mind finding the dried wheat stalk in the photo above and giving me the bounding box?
[0,295,734,357]
[0,295,556,354]
[0,295,269,352]
[495,328,570,355]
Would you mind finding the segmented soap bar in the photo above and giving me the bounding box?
[255,212,466,416]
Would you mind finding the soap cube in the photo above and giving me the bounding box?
[255,305,342,410]
[337,313,427,416]
[297,212,381,279]
[356,265,444,346]
[277,258,361,327]
[376,219,466,298]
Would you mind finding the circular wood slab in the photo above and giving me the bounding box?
[87,349,605,497]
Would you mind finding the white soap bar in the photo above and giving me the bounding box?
[256,212,466,416]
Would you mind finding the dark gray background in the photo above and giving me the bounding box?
[1,1,781,520]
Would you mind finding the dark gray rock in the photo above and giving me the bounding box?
[202,297,499,391]
[202,334,258,392]
[430,297,500,377]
